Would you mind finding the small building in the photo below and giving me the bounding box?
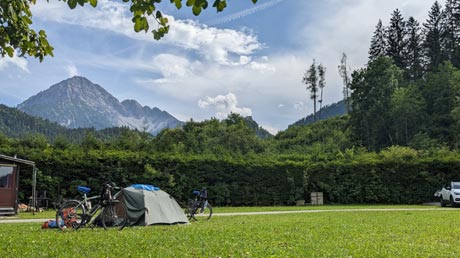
[0,154,36,216]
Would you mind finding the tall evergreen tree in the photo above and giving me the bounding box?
[386,9,407,69]
[404,16,424,81]
[317,63,326,119]
[424,1,444,71]
[338,53,351,113]
[302,60,319,121]
[441,0,460,66]
[369,19,387,62]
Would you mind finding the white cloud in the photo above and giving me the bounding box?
[32,0,262,65]
[152,54,193,79]
[0,53,29,73]
[198,93,252,119]
[164,17,262,65]
[66,64,79,77]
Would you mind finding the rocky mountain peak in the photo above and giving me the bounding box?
[18,77,183,134]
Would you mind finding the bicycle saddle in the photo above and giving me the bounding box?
[77,186,91,194]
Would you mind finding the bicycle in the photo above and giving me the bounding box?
[184,190,213,221]
[56,183,128,231]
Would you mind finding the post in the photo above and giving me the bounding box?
[32,165,36,215]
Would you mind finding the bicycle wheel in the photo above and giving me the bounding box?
[101,200,127,230]
[191,203,213,221]
[56,200,85,231]
[184,199,194,220]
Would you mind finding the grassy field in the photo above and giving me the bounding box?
[1,206,460,257]
[1,204,438,220]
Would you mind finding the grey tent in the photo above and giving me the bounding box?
[118,186,189,226]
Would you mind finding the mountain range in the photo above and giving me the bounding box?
[17,76,183,135]
[4,76,345,138]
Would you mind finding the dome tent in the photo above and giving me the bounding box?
[117,185,188,226]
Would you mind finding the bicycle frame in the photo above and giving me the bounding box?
[78,192,103,227]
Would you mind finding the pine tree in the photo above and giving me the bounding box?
[386,9,407,69]
[441,0,460,66]
[424,1,444,71]
[302,60,318,121]
[338,53,351,113]
[404,16,424,81]
[317,63,326,119]
[369,19,387,62]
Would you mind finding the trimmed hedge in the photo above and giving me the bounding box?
[15,147,460,206]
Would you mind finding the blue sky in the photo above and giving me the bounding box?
[0,0,433,133]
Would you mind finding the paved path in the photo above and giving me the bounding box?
[0,207,456,224]
[0,218,51,224]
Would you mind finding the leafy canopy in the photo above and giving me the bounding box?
[0,0,258,61]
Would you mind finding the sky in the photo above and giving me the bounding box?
[0,0,434,134]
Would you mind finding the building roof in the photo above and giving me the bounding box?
[0,154,35,166]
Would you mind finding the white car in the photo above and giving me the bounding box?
[440,182,460,207]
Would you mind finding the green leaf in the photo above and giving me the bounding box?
[213,0,226,12]
[5,47,14,57]
[202,1,208,9]
[252,0,257,3]
[186,0,195,7]
[22,16,32,25]
[8,6,18,22]
[174,0,182,9]
[153,29,164,40]
[133,17,149,33]
[159,17,168,26]
[142,17,149,32]
[156,11,162,19]
[77,0,85,7]
[67,0,78,9]
[89,0,98,8]
[147,5,155,15]
[133,17,142,32]
[192,5,201,15]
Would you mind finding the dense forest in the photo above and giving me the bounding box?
[3,0,460,206]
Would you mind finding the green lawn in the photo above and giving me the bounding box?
[212,204,437,213]
[3,204,438,220]
[1,206,459,257]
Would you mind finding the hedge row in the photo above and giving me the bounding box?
[17,149,460,206]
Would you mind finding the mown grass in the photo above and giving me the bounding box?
[212,204,437,213]
[4,204,438,219]
[1,207,460,257]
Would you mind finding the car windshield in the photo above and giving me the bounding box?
[453,183,460,189]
